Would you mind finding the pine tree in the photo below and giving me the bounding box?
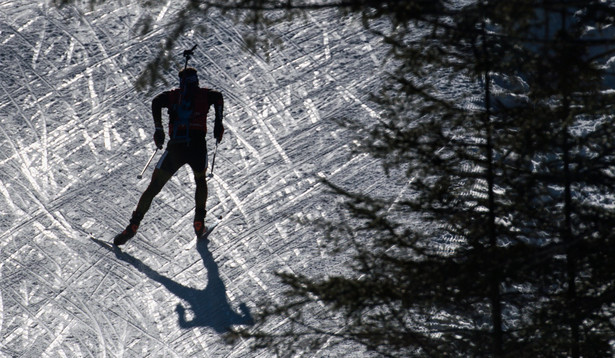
[496,2,615,356]
[228,1,539,356]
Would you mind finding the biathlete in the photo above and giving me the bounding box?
[114,67,224,245]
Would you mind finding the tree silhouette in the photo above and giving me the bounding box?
[497,3,615,356]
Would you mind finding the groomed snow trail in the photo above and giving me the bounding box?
[0,2,393,357]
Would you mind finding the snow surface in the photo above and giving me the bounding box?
[0,1,394,357]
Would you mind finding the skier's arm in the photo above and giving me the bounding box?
[212,91,223,124]
[152,92,170,148]
[152,92,170,129]
[211,91,224,142]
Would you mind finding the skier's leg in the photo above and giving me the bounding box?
[114,169,173,245]
[134,148,182,218]
[193,170,207,236]
[134,168,173,216]
[189,139,208,237]
[114,149,180,245]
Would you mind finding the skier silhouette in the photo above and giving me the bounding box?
[114,67,224,245]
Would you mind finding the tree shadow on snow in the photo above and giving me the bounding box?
[91,237,254,333]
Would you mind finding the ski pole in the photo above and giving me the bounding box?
[208,143,218,178]
[137,149,158,179]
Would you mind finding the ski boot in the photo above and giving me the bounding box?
[114,211,143,246]
[194,208,206,238]
[194,221,206,238]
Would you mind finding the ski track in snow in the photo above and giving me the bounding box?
[0,1,399,357]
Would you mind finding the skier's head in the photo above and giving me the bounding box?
[179,67,199,90]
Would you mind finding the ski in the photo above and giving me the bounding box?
[199,215,222,240]
[199,222,218,240]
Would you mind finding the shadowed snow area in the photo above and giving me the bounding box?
[0,1,395,357]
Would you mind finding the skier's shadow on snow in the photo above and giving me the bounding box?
[92,237,254,333]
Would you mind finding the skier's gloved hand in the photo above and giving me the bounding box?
[154,128,165,149]
[213,121,224,143]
